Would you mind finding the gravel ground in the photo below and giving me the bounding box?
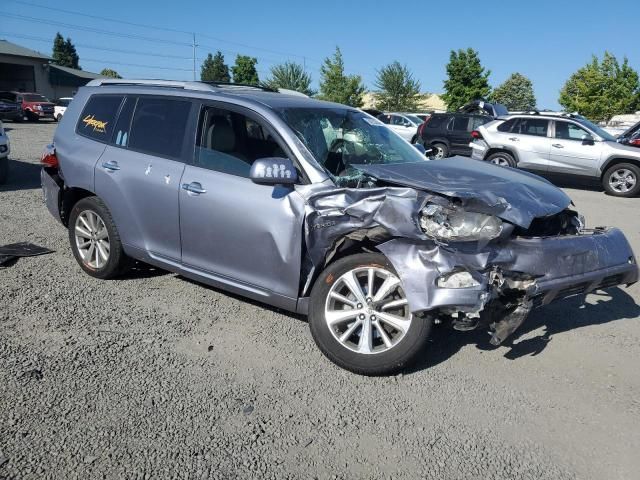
[1,121,639,480]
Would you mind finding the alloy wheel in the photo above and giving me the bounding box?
[324,266,412,355]
[491,156,510,167]
[609,168,637,193]
[74,210,110,269]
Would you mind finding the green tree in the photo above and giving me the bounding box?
[559,52,640,122]
[262,61,315,96]
[99,68,121,79]
[231,55,259,84]
[490,73,536,111]
[442,48,491,111]
[200,51,231,82]
[374,61,421,111]
[318,47,366,107]
[52,32,80,70]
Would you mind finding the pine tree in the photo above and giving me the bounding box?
[231,55,259,85]
[262,62,314,96]
[201,51,231,82]
[374,61,421,111]
[442,48,491,111]
[318,47,365,107]
[52,33,80,69]
[490,73,536,111]
[100,69,122,79]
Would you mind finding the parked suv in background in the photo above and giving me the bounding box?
[0,95,22,122]
[0,91,55,121]
[40,79,638,375]
[470,113,640,197]
[377,112,423,142]
[417,112,493,158]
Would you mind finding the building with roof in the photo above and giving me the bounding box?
[362,91,447,113]
[0,39,105,99]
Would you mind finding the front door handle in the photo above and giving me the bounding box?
[552,144,564,148]
[102,160,120,171]
[508,137,519,142]
[182,182,207,194]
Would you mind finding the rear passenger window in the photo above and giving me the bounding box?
[427,115,448,129]
[77,95,123,142]
[112,97,137,147]
[128,97,191,160]
[450,116,470,131]
[472,116,489,129]
[497,118,517,132]
[515,118,548,137]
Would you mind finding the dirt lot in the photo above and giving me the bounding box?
[1,121,639,480]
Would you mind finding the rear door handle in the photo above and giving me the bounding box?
[508,137,519,142]
[102,160,120,171]
[552,144,564,148]
[181,182,207,194]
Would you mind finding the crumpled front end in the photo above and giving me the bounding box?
[297,181,638,345]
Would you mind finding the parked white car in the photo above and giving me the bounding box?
[377,112,423,143]
[54,97,73,122]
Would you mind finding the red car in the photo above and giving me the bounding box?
[0,91,55,121]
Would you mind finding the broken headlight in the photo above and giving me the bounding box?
[420,204,503,242]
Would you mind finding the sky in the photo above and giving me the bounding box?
[1,0,639,109]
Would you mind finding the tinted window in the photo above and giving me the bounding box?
[195,106,286,178]
[555,121,589,140]
[514,118,548,137]
[497,118,517,132]
[391,115,406,126]
[427,114,448,129]
[377,114,391,124]
[450,116,470,131]
[77,95,124,142]
[472,116,490,129]
[128,97,191,159]
[24,94,50,102]
[112,97,137,147]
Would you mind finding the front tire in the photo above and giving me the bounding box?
[68,196,132,279]
[309,253,432,375]
[602,163,640,197]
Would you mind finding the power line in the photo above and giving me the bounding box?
[80,58,193,72]
[0,12,193,46]
[0,32,193,60]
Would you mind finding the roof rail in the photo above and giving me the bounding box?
[199,81,276,92]
[85,78,217,92]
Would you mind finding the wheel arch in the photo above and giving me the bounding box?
[485,147,520,164]
[60,186,96,227]
[600,156,640,179]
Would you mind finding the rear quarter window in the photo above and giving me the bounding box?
[497,118,517,132]
[76,95,124,142]
[426,114,449,129]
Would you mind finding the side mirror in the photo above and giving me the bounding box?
[582,134,595,145]
[250,157,298,185]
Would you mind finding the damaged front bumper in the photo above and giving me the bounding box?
[378,227,638,344]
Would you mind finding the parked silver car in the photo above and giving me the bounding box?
[470,113,640,197]
[41,80,638,375]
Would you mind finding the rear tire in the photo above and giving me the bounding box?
[430,143,448,159]
[309,253,432,376]
[602,163,640,197]
[0,157,8,185]
[487,151,516,168]
[68,196,132,279]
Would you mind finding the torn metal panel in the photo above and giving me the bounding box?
[352,157,572,228]
[0,242,54,267]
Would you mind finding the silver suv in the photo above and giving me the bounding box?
[40,80,638,375]
[470,113,640,197]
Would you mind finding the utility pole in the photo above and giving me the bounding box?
[192,33,197,81]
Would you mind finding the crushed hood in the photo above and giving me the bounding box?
[352,157,571,228]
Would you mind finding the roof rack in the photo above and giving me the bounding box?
[85,78,278,94]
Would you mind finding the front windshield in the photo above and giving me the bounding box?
[577,118,617,141]
[24,94,50,102]
[277,107,427,186]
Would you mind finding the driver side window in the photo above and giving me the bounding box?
[555,121,589,141]
[194,105,287,178]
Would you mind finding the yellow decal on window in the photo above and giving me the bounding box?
[82,115,108,133]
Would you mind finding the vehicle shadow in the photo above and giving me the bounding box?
[408,287,640,373]
[120,262,169,279]
[0,159,42,192]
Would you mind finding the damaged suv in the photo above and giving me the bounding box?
[41,79,639,375]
